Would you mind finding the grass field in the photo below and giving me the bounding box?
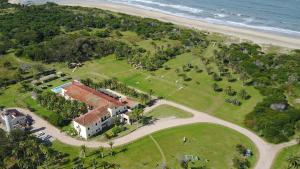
[50,46,263,126]
[272,144,300,169]
[0,31,263,127]
[51,123,258,169]
[0,50,262,126]
[146,105,193,119]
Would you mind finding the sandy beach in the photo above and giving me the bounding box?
[9,0,300,49]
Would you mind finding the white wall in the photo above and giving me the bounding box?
[108,106,127,116]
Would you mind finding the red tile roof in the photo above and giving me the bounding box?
[74,106,109,126]
[63,81,125,126]
[63,81,124,108]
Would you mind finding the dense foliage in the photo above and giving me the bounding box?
[36,92,87,127]
[21,35,119,63]
[0,129,59,168]
[0,1,208,70]
[81,78,151,104]
[214,43,300,143]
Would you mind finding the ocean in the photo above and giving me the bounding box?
[21,0,300,37]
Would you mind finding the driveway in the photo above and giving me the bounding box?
[13,99,297,169]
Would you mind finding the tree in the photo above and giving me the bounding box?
[212,83,222,92]
[239,89,249,100]
[212,73,222,81]
[296,135,300,145]
[3,61,12,69]
[232,156,250,169]
[108,141,114,156]
[91,158,98,169]
[240,73,250,86]
[225,86,236,96]
[287,155,300,169]
[148,89,154,101]
[178,157,189,169]
[80,145,86,158]
[98,146,104,158]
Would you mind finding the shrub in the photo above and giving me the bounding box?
[49,114,66,127]
[111,125,126,136]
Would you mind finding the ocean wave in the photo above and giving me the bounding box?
[106,0,300,37]
[110,0,203,14]
[204,18,300,36]
[214,13,227,18]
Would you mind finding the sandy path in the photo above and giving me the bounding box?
[13,99,298,169]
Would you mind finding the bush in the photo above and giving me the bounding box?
[49,114,66,127]
[212,73,222,81]
[232,156,250,169]
[225,98,241,106]
[111,125,126,136]
[295,120,300,131]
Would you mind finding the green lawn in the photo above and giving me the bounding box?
[0,32,262,129]
[23,97,56,119]
[0,31,263,127]
[50,44,262,126]
[146,105,193,119]
[51,123,258,169]
[272,144,300,169]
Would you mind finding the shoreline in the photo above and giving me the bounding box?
[9,0,300,49]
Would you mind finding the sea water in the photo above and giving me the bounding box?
[20,0,300,37]
[106,0,300,37]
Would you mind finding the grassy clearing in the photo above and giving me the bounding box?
[146,105,193,119]
[272,144,300,169]
[1,52,262,126]
[51,123,258,169]
[51,46,262,126]
[0,32,263,127]
[23,97,56,119]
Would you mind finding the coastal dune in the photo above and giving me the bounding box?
[9,0,300,49]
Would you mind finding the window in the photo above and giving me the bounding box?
[95,123,97,126]
[88,127,90,130]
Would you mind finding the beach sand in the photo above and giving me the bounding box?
[9,0,300,49]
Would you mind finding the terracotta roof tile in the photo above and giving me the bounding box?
[64,81,124,107]
[74,106,109,126]
[63,81,126,126]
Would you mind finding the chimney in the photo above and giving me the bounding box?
[3,111,12,133]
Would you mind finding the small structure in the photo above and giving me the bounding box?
[270,103,287,111]
[245,149,252,157]
[0,109,27,132]
[39,74,58,83]
[68,63,83,69]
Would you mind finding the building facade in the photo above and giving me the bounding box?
[0,109,27,132]
[57,81,138,139]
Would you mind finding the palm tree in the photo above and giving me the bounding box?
[178,158,189,169]
[108,141,114,156]
[239,89,248,100]
[98,146,104,158]
[39,144,50,168]
[240,73,250,86]
[80,145,86,158]
[92,158,98,169]
[140,94,149,105]
[287,155,300,169]
[99,161,110,169]
[148,89,154,101]
[295,135,300,145]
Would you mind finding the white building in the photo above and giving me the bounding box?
[58,81,138,139]
[0,109,27,132]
